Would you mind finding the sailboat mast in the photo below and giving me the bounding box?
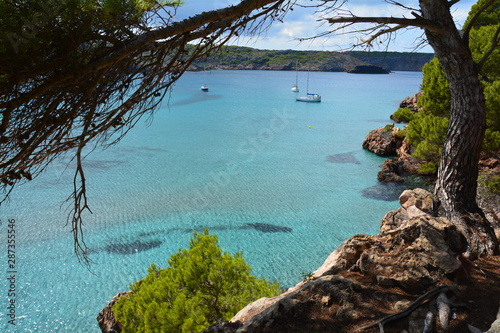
[306,67,310,94]
[295,61,298,86]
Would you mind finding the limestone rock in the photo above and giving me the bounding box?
[363,125,404,156]
[356,216,465,291]
[486,304,500,333]
[398,92,423,113]
[381,208,409,233]
[231,296,286,323]
[378,159,404,182]
[399,188,436,215]
[381,188,436,232]
[97,292,128,333]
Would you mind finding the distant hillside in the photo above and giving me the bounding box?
[345,51,434,71]
[190,46,434,73]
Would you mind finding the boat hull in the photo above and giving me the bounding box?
[296,94,321,102]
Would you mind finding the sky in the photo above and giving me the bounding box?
[170,0,478,53]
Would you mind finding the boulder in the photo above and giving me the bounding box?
[380,188,436,231]
[355,216,465,291]
[380,208,408,233]
[363,125,404,156]
[399,188,436,215]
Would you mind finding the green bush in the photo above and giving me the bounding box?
[418,58,450,117]
[483,80,500,152]
[406,113,448,161]
[479,172,500,194]
[418,162,439,175]
[382,123,394,133]
[486,175,500,193]
[392,107,415,123]
[113,230,281,333]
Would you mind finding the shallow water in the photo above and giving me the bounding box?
[1,70,422,332]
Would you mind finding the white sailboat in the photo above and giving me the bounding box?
[296,68,321,102]
[291,60,299,92]
[200,66,209,91]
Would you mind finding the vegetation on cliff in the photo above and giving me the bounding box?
[192,45,432,72]
[112,230,280,333]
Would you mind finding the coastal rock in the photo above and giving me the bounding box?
[380,208,408,233]
[380,188,436,232]
[398,91,422,113]
[97,292,128,333]
[363,125,404,156]
[347,65,390,74]
[356,215,465,291]
[378,159,404,182]
[399,188,436,215]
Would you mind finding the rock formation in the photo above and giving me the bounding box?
[362,124,405,156]
[97,292,128,333]
[397,91,423,113]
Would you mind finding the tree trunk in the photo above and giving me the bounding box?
[420,0,498,257]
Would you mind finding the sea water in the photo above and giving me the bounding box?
[0,70,422,332]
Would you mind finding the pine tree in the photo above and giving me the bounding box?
[113,230,281,333]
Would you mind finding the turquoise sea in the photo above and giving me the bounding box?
[1,69,422,332]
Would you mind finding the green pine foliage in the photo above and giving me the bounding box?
[113,230,281,333]
[406,112,449,161]
[392,107,416,123]
[484,81,500,151]
[409,0,500,158]
[464,0,500,28]
[417,58,450,117]
[418,162,439,175]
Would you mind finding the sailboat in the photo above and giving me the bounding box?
[200,66,209,91]
[296,68,321,102]
[291,60,299,92]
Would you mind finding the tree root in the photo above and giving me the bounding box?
[357,286,456,332]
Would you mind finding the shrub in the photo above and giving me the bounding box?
[392,107,415,123]
[418,162,439,175]
[113,230,281,333]
[418,58,450,117]
[406,113,448,161]
[382,123,395,133]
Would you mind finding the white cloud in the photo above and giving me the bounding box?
[173,0,477,52]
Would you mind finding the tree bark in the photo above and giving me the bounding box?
[420,0,498,256]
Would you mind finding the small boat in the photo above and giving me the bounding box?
[200,66,209,91]
[291,60,299,92]
[296,93,321,102]
[296,68,321,102]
